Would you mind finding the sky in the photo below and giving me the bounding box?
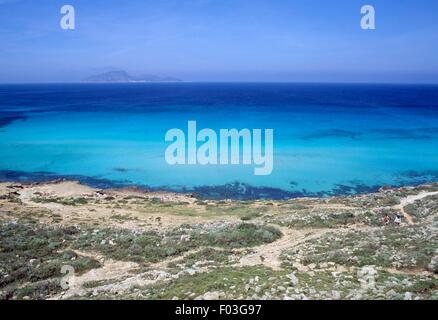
[0,0,438,83]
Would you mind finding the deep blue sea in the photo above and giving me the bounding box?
[1,83,438,199]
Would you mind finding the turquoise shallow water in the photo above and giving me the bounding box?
[1,83,438,199]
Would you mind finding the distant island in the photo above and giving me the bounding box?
[82,70,182,83]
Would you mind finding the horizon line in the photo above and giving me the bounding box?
[1,80,438,86]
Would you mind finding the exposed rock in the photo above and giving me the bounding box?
[195,291,225,300]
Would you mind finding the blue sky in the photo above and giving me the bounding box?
[0,0,438,83]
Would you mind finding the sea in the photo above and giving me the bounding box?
[1,83,438,199]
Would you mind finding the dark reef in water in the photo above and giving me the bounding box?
[395,170,438,185]
[372,128,438,141]
[299,127,438,142]
[0,112,27,128]
[301,129,362,141]
[188,182,310,200]
[0,170,135,190]
[188,181,392,200]
[1,170,437,200]
[324,182,382,196]
[113,168,131,173]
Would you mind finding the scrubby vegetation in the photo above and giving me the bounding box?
[73,223,282,264]
[0,222,100,299]
[32,196,89,206]
[404,194,438,222]
[0,181,437,300]
[168,248,241,269]
[85,266,437,300]
[282,224,437,272]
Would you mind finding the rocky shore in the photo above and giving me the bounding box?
[0,180,437,300]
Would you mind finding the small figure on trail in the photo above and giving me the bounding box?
[383,214,391,224]
[394,215,402,226]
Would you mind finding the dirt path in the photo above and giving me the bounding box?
[393,191,438,225]
[54,249,191,299]
[238,227,335,270]
[238,191,438,271]
[26,185,437,298]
